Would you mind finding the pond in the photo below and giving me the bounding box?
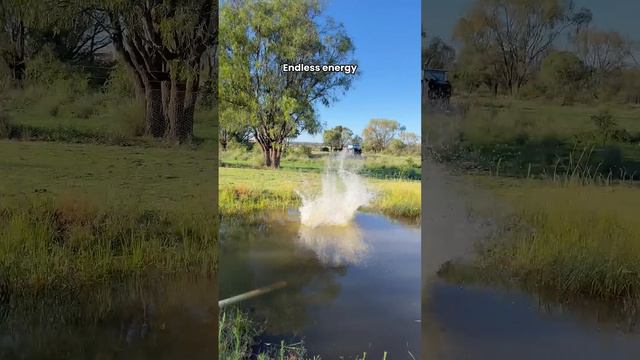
[424,279,640,360]
[0,277,217,359]
[220,211,421,359]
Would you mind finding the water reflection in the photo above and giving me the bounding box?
[0,277,217,359]
[220,211,421,359]
[297,223,368,266]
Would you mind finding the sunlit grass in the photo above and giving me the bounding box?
[219,167,421,221]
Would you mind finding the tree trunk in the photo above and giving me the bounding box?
[145,81,165,137]
[166,78,186,142]
[270,148,281,169]
[182,75,200,141]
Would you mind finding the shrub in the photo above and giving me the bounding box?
[104,63,137,99]
[387,138,407,155]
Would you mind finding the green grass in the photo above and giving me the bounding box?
[220,148,421,180]
[428,97,640,178]
[1,86,217,145]
[219,309,394,360]
[447,176,640,301]
[0,140,217,294]
[219,167,421,221]
[219,309,311,360]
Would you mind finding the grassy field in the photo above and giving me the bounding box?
[0,140,217,295]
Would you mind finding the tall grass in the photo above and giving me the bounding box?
[468,180,640,300]
[0,194,217,295]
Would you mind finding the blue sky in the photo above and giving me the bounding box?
[298,0,421,143]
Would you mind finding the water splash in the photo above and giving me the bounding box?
[298,150,374,228]
[297,224,367,266]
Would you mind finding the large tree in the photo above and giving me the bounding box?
[362,119,402,153]
[220,0,356,168]
[88,0,216,142]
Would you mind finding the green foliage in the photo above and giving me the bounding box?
[220,0,357,166]
[104,63,137,99]
[219,309,309,360]
[323,125,353,150]
[386,138,407,155]
[591,110,618,144]
[363,119,401,152]
[462,181,640,300]
[25,47,88,92]
[538,51,587,103]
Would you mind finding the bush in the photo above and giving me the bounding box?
[591,110,619,144]
[386,138,407,155]
[104,63,137,99]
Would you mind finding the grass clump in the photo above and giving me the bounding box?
[219,309,310,360]
[469,179,640,300]
[368,180,421,222]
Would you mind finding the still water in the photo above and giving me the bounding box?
[220,211,421,359]
[0,278,217,359]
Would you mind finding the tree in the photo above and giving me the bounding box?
[323,128,341,151]
[220,0,356,168]
[362,119,400,152]
[0,0,48,83]
[92,0,216,142]
[454,0,587,95]
[219,107,251,150]
[399,131,420,147]
[424,36,456,70]
[539,51,586,102]
[572,30,633,74]
[323,125,353,151]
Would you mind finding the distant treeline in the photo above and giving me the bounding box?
[424,0,640,104]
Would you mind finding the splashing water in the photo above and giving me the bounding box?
[298,150,374,228]
[297,224,367,266]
